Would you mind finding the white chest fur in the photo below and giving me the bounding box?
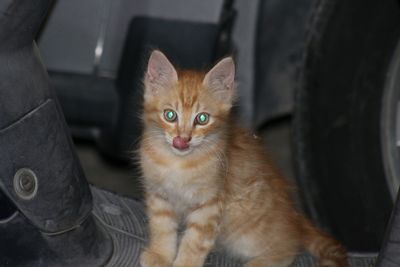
[142,152,220,214]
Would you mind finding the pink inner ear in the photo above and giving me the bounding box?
[146,60,158,82]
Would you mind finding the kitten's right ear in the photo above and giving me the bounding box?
[144,50,178,97]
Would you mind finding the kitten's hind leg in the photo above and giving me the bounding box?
[140,194,178,267]
[244,257,294,267]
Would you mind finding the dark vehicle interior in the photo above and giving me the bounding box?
[1,0,400,266]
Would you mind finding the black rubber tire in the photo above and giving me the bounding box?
[294,0,400,251]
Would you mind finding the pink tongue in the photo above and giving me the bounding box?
[173,137,189,150]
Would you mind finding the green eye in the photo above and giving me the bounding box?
[196,112,209,125]
[164,109,177,122]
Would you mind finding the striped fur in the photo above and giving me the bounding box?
[139,50,349,267]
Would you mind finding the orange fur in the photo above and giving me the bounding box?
[139,50,349,267]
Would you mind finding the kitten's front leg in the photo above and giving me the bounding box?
[172,197,221,267]
[141,194,178,267]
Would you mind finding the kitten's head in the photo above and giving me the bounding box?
[142,50,235,156]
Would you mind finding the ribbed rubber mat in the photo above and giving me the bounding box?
[91,187,377,267]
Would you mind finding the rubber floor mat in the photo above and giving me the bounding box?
[91,187,377,267]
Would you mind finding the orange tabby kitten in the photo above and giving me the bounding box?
[139,50,349,267]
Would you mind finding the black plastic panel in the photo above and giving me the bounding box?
[0,100,92,233]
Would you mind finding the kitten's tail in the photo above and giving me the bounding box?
[301,217,349,267]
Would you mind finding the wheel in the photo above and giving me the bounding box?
[294,0,400,251]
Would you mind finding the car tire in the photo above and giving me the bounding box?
[294,0,400,251]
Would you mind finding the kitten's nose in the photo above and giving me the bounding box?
[172,136,190,150]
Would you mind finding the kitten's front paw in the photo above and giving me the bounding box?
[140,249,170,267]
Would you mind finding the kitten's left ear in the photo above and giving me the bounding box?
[203,57,235,106]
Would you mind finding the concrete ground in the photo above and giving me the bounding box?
[76,142,143,199]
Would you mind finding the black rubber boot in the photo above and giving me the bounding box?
[0,1,112,266]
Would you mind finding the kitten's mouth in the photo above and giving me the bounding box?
[172,136,190,150]
[171,136,192,155]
